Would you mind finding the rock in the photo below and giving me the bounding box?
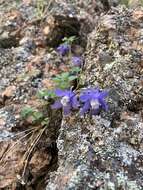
[0,1,63,189]
[2,85,16,98]
[46,7,143,190]
[0,0,143,189]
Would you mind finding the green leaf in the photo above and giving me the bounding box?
[37,90,56,99]
[41,117,49,126]
[62,36,77,45]
[59,82,70,89]
[32,111,43,121]
[71,67,81,73]
[61,72,69,78]
[52,71,78,89]
[52,78,60,82]
[21,107,35,119]
[62,37,68,42]
[68,75,77,81]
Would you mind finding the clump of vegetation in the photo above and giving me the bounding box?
[21,36,109,118]
[52,72,78,89]
[21,106,49,126]
[18,37,108,180]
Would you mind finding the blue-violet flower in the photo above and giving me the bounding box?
[72,56,83,67]
[51,89,79,115]
[79,88,108,115]
[57,44,70,56]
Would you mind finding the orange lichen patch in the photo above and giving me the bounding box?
[132,9,143,20]
[29,150,51,175]
[54,168,75,190]
[28,56,43,66]
[132,41,143,51]
[43,26,51,35]
[127,27,139,40]
[0,141,26,189]
[7,10,21,20]
[22,0,32,5]
[2,86,16,98]
[0,118,6,127]
[43,16,56,35]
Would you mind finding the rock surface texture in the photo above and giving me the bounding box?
[46,4,143,190]
[0,0,142,190]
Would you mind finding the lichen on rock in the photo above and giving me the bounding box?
[0,0,143,189]
[46,5,143,190]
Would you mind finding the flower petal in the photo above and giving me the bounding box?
[63,105,71,115]
[57,44,70,56]
[51,100,62,109]
[79,94,89,102]
[55,89,67,97]
[80,101,90,115]
[72,56,83,67]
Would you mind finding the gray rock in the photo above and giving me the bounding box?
[46,6,143,190]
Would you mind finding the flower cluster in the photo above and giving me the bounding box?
[53,39,109,116]
[79,88,108,115]
[51,88,108,116]
[72,56,83,67]
[57,44,70,56]
[57,43,83,68]
[51,89,79,115]
[22,37,109,125]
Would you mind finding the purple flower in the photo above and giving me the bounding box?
[79,88,108,115]
[72,56,83,67]
[57,44,70,56]
[51,89,79,115]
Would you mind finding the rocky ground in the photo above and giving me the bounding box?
[0,0,143,190]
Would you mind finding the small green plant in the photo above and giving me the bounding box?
[20,34,109,119]
[70,66,81,74]
[52,72,77,89]
[21,106,44,124]
[62,36,77,45]
[21,106,35,118]
[37,89,56,100]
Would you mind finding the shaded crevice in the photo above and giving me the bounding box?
[127,97,143,113]
[25,109,62,190]
[0,36,19,49]
[13,132,60,190]
[45,15,87,48]
[0,4,89,189]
